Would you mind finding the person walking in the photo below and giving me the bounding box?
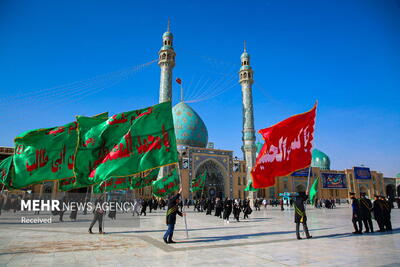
[89,195,106,234]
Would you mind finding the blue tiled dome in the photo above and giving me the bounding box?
[312,149,330,170]
[172,102,208,148]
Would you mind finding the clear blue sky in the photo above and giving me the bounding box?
[0,0,399,176]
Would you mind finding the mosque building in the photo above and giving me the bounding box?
[1,24,400,201]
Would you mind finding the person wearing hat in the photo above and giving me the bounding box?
[359,192,374,233]
[163,187,184,244]
[373,194,385,232]
[294,192,312,239]
[349,192,363,234]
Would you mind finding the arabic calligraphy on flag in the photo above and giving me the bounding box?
[190,171,206,192]
[251,103,317,188]
[74,102,178,186]
[11,121,87,189]
[152,168,180,198]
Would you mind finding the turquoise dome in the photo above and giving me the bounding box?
[396,173,400,178]
[172,102,208,148]
[163,31,173,38]
[312,149,330,170]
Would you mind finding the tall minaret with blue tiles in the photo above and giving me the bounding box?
[239,41,257,199]
[158,19,176,103]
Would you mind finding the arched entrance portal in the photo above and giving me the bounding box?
[359,186,368,195]
[194,159,226,199]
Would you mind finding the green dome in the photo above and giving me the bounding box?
[312,149,330,170]
[172,102,208,148]
[396,173,400,178]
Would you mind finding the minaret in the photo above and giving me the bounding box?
[239,41,257,199]
[158,19,176,103]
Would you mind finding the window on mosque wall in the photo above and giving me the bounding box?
[243,177,246,185]
[238,190,241,199]
[238,177,241,185]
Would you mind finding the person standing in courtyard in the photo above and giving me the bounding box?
[89,195,106,234]
[350,192,363,234]
[380,196,392,231]
[294,192,312,240]
[359,192,373,233]
[373,195,385,232]
[163,188,184,244]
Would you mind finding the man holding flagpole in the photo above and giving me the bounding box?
[163,187,185,244]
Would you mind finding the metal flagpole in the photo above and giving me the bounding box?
[176,162,189,238]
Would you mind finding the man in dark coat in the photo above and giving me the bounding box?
[380,196,392,231]
[359,192,373,233]
[223,198,233,223]
[294,192,312,240]
[163,188,184,244]
[214,197,223,218]
[373,195,385,232]
[350,192,362,234]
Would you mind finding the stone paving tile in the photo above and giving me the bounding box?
[0,206,399,266]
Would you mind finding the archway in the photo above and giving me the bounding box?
[295,184,306,193]
[397,185,400,197]
[386,184,395,198]
[194,159,226,199]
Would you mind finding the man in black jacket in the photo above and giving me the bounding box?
[359,192,374,233]
[163,188,184,244]
[294,192,312,240]
[350,192,363,234]
[373,195,384,232]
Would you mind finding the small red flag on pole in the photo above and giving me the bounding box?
[251,103,317,188]
[176,78,182,84]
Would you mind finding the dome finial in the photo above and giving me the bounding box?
[167,18,170,32]
[244,40,246,52]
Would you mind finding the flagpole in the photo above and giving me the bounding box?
[180,82,183,102]
[306,100,318,195]
[176,162,189,238]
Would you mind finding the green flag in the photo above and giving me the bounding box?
[0,156,13,187]
[152,169,180,198]
[92,112,109,119]
[11,121,79,189]
[131,168,160,189]
[58,177,88,192]
[244,179,259,192]
[93,177,133,193]
[309,176,319,205]
[190,171,206,192]
[74,102,178,186]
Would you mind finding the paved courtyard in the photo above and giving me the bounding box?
[0,205,399,267]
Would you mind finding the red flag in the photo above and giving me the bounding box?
[251,103,317,188]
[176,78,182,84]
